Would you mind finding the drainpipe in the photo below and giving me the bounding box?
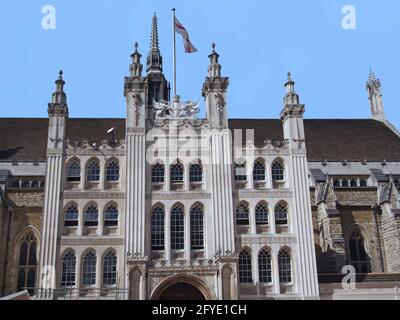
[371,203,385,272]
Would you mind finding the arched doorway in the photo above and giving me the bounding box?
[158,282,205,300]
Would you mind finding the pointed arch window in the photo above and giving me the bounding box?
[190,205,204,250]
[17,232,37,295]
[106,160,120,182]
[253,160,266,181]
[103,251,117,286]
[61,251,76,287]
[275,202,288,225]
[350,179,357,187]
[87,159,100,182]
[189,163,203,183]
[84,205,98,227]
[170,162,184,183]
[82,251,96,286]
[104,205,118,227]
[278,249,292,283]
[348,228,370,273]
[258,249,272,283]
[360,179,367,187]
[255,203,269,225]
[152,163,165,183]
[234,162,247,181]
[67,159,81,182]
[236,203,249,225]
[151,205,165,250]
[238,250,252,283]
[272,160,285,181]
[171,205,184,250]
[64,204,79,227]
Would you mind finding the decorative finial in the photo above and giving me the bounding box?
[134,42,138,52]
[287,71,292,81]
[58,70,63,80]
[212,42,216,52]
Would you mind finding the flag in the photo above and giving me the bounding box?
[174,17,197,53]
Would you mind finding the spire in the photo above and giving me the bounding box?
[48,70,68,117]
[367,69,385,121]
[283,71,300,105]
[147,13,162,74]
[208,42,222,77]
[130,42,143,77]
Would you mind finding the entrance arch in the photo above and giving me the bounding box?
[150,274,214,300]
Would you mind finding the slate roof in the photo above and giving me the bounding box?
[0,118,399,162]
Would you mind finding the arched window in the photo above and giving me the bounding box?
[84,205,98,227]
[82,251,96,286]
[151,205,165,250]
[238,250,252,283]
[152,163,165,183]
[61,251,76,287]
[275,202,288,225]
[171,205,184,250]
[253,160,266,181]
[64,204,79,227]
[106,160,120,182]
[350,179,357,187]
[278,248,292,283]
[234,162,247,181]
[17,232,37,295]
[272,160,285,181]
[21,180,30,188]
[11,179,20,188]
[104,205,118,227]
[333,179,340,187]
[348,228,370,273]
[342,180,349,187]
[190,205,204,250]
[258,249,272,283]
[189,163,203,183]
[67,159,81,182]
[102,251,117,286]
[255,203,269,225]
[87,159,100,182]
[31,181,40,188]
[170,162,184,183]
[360,179,367,187]
[236,203,249,225]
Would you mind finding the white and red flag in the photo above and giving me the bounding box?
[174,16,198,53]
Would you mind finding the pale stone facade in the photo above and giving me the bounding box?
[1,14,400,300]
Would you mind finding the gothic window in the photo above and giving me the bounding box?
[255,202,269,225]
[102,251,117,286]
[67,159,81,182]
[258,248,272,283]
[61,251,76,287]
[31,180,39,188]
[275,202,288,225]
[350,179,357,187]
[64,204,79,227]
[348,228,370,273]
[82,251,96,287]
[234,162,247,181]
[253,160,266,181]
[87,159,100,182]
[21,180,30,188]
[278,248,292,283]
[106,160,120,182]
[171,205,184,250]
[236,203,249,225]
[190,205,204,250]
[104,205,118,227]
[272,160,285,181]
[11,179,20,188]
[189,163,203,183]
[342,180,349,187]
[170,162,184,183]
[84,204,98,227]
[17,232,37,295]
[333,179,340,187]
[238,250,252,283]
[360,179,367,187]
[152,163,165,183]
[151,205,165,250]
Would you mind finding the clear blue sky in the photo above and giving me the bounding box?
[0,0,399,128]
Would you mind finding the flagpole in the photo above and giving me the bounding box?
[172,8,177,97]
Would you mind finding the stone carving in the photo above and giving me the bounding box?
[132,93,143,127]
[153,95,200,119]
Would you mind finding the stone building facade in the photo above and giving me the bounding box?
[0,14,400,300]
